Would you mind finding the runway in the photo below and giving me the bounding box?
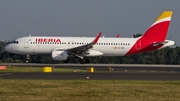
[1,63,180,80]
[1,63,180,68]
[1,63,180,72]
[1,72,180,80]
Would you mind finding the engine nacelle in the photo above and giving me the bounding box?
[51,50,69,61]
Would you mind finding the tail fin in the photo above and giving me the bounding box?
[141,11,173,42]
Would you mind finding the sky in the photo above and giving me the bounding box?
[0,0,180,45]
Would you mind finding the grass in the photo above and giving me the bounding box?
[0,66,88,72]
[1,67,180,101]
[0,80,180,101]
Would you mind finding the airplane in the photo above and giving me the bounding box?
[5,11,175,64]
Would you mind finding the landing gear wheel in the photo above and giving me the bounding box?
[26,55,30,63]
[85,59,90,63]
[63,60,69,63]
[79,59,85,64]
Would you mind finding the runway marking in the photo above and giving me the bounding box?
[0,73,12,76]
[1,72,180,80]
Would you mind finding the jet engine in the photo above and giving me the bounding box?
[51,49,69,61]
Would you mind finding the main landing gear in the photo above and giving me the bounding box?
[62,57,90,64]
[79,58,90,64]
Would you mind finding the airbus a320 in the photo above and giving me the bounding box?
[5,11,175,64]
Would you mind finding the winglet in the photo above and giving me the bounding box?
[116,34,120,38]
[93,32,102,43]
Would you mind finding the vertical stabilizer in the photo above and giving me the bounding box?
[141,11,173,42]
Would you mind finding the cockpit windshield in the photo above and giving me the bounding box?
[11,40,19,44]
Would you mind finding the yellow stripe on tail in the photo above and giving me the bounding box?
[155,11,173,22]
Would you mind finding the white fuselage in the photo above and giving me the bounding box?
[5,36,139,56]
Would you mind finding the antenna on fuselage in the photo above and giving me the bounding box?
[29,34,31,37]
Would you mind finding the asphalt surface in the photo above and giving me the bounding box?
[1,63,180,80]
[1,63,180,72]
[0,72,180,80]
[1,63,180,68]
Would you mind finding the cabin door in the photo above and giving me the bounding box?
[24,38,29,48]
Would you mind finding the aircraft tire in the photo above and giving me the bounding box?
[79,59,85,64]
[85,59,90,63]
[63,60,69,63]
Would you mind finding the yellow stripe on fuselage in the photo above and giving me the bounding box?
[155,11,173,22]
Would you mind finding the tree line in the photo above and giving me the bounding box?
[0,40,179,64]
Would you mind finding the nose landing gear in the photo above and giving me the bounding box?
[26,54,29,63]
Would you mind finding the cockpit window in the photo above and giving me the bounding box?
[11,41,18,44]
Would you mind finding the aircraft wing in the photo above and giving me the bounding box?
[66,32,102,55]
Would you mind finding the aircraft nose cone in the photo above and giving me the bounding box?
[5,45,11,52]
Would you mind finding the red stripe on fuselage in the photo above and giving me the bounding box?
[126,21,170,55]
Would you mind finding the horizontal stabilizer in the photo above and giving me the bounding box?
[150,41,168,47]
